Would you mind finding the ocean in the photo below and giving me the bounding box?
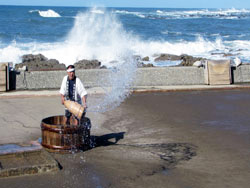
[1,5,250,67]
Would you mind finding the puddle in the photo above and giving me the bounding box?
[0,141,41,155]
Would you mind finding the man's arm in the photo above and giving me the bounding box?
[82,95,87,108]
[61,94,65,105]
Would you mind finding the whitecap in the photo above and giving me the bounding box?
[156,10,164,14]
[90,9,104,14]
[114,9,145,18]
[161,30,168,35]
[157,8,250,20]
[38,9,61,18]
[29,9,40,13]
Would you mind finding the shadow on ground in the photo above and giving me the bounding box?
[92,132,125,147]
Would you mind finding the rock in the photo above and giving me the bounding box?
[142,63,154,67]
[15,54,66,71]
[100,65,107,69]
[142,56,149,61]
[74,59,101,69]
[22,54,48,63]
[154,54,182,61]
[179,55,204,66]
[193,61,203,67]
[137,61,154,68]
[233,57,241,67]
[223,53,234,57]
[211,52,240,57]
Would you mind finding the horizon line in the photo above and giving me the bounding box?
[0,4,249,9]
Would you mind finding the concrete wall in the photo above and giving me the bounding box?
[134,67,205,86]
[14,65,250,90]
[232,64,250,83]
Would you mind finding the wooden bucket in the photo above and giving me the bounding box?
[64,100,85,120]
[41,115,89,153]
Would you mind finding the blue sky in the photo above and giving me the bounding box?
[0,0,249,8]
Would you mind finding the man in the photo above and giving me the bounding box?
[60,65,87,124]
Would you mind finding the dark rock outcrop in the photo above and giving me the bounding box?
[142,56,150,61]
[142,63,154,67]
[74,59,102,69]
[137,61,154,68]
[22,54,48,63]
[154,53,205,66]
[154,54,182,61]
[15,54,65,71]
[179,55,204,66]
[211,52,240,57]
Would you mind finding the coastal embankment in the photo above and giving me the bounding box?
[12,65,250,90]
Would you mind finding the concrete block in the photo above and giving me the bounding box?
[0,148,59,178]
[205,60,231,85]
[232,64,250,83]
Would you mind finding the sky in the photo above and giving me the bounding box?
[0,0,250,8]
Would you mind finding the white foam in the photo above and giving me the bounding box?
[0,41,24,64]
[150,8,250,19]
[161,30,182,36]
[38,9,61,17]
[156,10,164,14]
[114,10,145,18]
[29,9,40,13]
[90,8,104,14]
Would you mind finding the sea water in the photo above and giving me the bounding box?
[1,6,250,66]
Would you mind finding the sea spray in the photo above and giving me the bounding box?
[62,8,138,112]
[38,7,140,67]
[88,55,137,113]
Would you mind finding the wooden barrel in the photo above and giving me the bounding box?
[41,115,90,153]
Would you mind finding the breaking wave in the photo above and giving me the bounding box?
[30,9,61,17]
[115,8,250,20]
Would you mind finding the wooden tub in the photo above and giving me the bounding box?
[41,115,90,153]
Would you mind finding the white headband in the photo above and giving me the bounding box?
[67,68,75,72]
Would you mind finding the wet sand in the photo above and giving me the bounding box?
[1,89,250,187]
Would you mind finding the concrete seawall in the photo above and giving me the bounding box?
[15,65,250,90]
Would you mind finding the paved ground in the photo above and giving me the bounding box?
[0,85,250,187]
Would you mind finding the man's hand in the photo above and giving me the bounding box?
[83,103,87,109]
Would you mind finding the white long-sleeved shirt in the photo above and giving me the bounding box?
[59,76,87,104]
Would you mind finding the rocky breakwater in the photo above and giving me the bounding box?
[14,53,207,71]
[15,54,65,71]
[154,54,205,66]
[15,54,105,71]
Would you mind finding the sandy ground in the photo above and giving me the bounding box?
[0,89,250,188]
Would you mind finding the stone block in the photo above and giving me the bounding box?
[205,60,231,85]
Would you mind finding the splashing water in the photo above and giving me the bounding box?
[88,55,137,113]
[41,8,140,67]
[62,8,138,112]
